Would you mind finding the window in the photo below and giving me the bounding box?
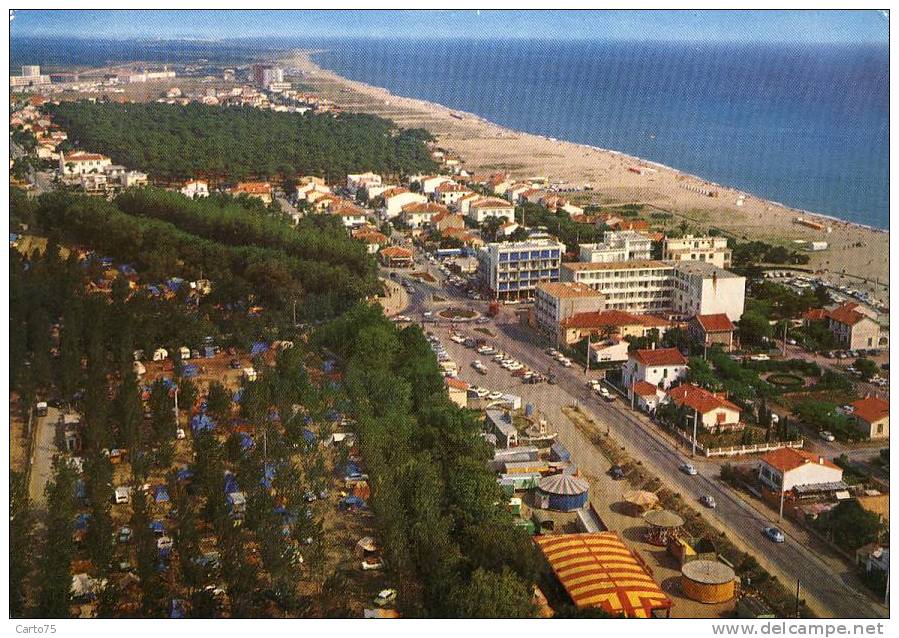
[876,424,883,435]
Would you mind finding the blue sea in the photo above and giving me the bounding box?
[313,39,888,229]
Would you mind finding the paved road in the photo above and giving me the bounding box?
[28,407,60,508]
[392,263,887,619]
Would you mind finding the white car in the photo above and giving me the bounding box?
[361,557,384,571]
[501,359,515,369]
[507,362,523,371]
[588,379,602,389]
[487,391,504,401]
[819,430,836,442]
[679,463,698,476]
[493,352,507,362]
[374,588,397,606]
[156,536,174,551]
[559,358,572,368]
[470,386,489,398]
[598,387,614,402]
[450,334,466,344]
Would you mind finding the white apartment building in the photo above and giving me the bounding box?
[670,261,745,321]
[467,197,516,224]
[435,182,473,206]
[59,151,112,177]
[346,172,382,193]
[478,238,565,300]
[578,230,653,263]
[663,235,732,269]
[181,180,209,199]
[561,260,745,320]
[382,188,428,219]
[533,282,605,339]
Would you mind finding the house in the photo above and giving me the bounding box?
[433,211,466,233]
[329,201,368,228]
[379,246,414,268]
[59,151,112,177]
[80,172,108,194]
[382,187,428,218]
[295,180,332,202]
[400,202,449,228]
[418,175,455,195]
[631,380,667,412]
[352,229,389,254]
[445,377,470,408]
[667,383,742,431]
[689,313,736,352]
[558,310,670,347]
[498,221,520,237]
[181,179,209,199]
[468,197,515,224]
[663,235,732,269]
[122,171,148,189]
[346,172,382,193]
[442,227,484,248]
[589,338,630,364]
[856,545,889,583]
[578,230,653,263]
[623,348,688,400]
[231,182,272,204]
[757,448,843,493]
[434,181,473,206]
[533,282,606,344]
[849,396,889,440]
[455,192,482,215]
[826,303,881,351]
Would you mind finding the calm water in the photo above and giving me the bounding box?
[314,39,888,229]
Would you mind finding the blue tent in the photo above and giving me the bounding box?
[302,428,317,445]
[326,409,341,422]
[75,479,86,500]
[10,233,19,243]
[190,414,216,434]
[342,462,363,479]
[161,378,177,390]
[74,513,91,530]
[147,285,161,297]
[223,472,240,495]
[181,364,199,378]
[158,546,173,560]
[118,264,137,276]
[176,468,193,483]
[99,257,114,267]
[149,520,165,535]
[339,495,366,511]
[260,463,276,489]
[250,341,270,356]
[239,433,254,452]
[203,346,215,358]
[322,359,336,373]
[232,389,244,404]
[167,277,185,292]
[154,486,170,503]
[170,599,186,619]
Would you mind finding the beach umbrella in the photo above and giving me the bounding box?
[623,490,659,509]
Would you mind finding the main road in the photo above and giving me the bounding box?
[389,257,887,619]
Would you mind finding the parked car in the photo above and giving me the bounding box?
[361,557,384,571]
[763,526,785,543]
[598,387,614,402]
[679,463,698,476]
[487,391,504,401]
[117,526,133,544]
[609,465,625,480]
[700,495,716,508]
[818,430,836,442]
[374,588,397,606]
[156,536,174,551]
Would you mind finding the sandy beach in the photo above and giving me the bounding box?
[281,50,888,300]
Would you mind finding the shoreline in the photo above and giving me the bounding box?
[280,49,889,294]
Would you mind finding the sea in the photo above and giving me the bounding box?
[12,36,888,229]
[312,39,889,230]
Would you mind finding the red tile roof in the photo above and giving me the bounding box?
[667,383,740,415]
[632,381,660,396]
[827,303,868,327]
[380,246,413,258]
[802,308,828,322]
[850,396,889,424]
[445,378,470,391]
[631,347,687,367]
[760,447,841,473]
[233,181,272,195]
[694,313,734,333]
[401,202,449,215]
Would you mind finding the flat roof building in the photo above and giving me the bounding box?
[663,234,731,269]
[478,237,565,301]
[579,230,652,263]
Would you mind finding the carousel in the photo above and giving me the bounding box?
[642,509,685,546]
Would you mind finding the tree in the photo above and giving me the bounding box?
[818,500,883,551]
[454,568,535,618]
[206,382,232,421]
[10,472,34,618]
[36,459,78,618]
[738,310,773,349]
[854,357,878,381]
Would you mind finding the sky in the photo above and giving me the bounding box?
[9,9,889,44]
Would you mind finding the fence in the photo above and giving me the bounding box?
[671,426,804,457]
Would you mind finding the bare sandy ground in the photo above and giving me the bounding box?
[282,50,888,298]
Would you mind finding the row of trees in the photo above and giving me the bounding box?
[315,304,538,617]
[46,101,438,182]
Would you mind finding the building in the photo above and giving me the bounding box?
[757,448,843,493]
[434,181,473,206]
[579,230,653,263]
[21,65,41,77]
[230,182,272,204]
[485,409,519,448]
[589,338,630,364]
[417,175,454,194]
[856,545,889,584]
[826,303,882,350]
[623,348,688,399]
[80,172,108,194]
[346,172,382,193]
[849,396,889,440]
[10,66,51,89]
[663,235,732,268]
[352,229,388,254]
[477,237,565,301]
[59,151,112,177]
[533,282,606,342]
[400,202,449,228]
[329,202,368,228]
[382,188,428,218]
[667,383,742,431]
[562,260,674,314]
[632,380,667,412]
[122,171,148,189]
[180,179,209,199]
[689,313,736,352]
[467,197,516,224]
[559,310,671,346]
[670,261,745,321]
[445,377,470,408]
[379,246,413,268]
[252,64,284,88]
[432,211,466,233]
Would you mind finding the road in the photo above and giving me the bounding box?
[390,257,887,618]
[28,407,60,508]
[11,140,56,194]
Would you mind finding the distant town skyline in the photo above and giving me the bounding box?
[11,9,889,44]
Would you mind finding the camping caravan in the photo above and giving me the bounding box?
[242,367,257,383]
[132,361,146,377]
[36,401,48,417]
[178,346,191,360]
[153,348,168,362]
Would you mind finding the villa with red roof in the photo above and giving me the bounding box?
[689,313,736,352]
[623,347,688,400]
[757,448,843,493]
[825,302,881,350]
[849,396,889,440]
[59,150,112,177]
[667,383,742,431]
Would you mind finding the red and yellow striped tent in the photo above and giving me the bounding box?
[534,532,672,618]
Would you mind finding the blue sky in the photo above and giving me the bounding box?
[10,9,888,44]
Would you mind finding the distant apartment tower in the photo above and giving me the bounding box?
[21,65,41,77]
[253,64,284,88]
[477,237,565,300]
[662,234,731,269]
[578,230,652,263]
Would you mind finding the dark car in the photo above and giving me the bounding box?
[229,359,241,369]
[609,465,625,480]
